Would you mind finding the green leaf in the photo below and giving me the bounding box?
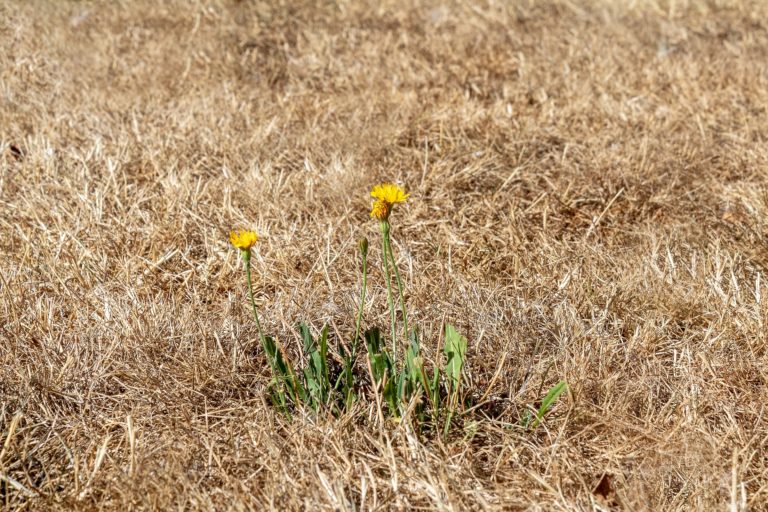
[295,324,333,409]
[405,342,420,382]
[364,327,382,354]
[365,327,405,414]
[431,366,440,406]
[532,381,567,428]
[318,325,329,391]
[299,323,315,353]
[443,324,467,394]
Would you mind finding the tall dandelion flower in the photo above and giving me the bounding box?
[230,228,268,369]
[369,183,410,356]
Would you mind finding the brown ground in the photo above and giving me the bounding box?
[2,0,768,510]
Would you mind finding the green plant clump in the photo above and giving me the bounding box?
[232,183,567,433]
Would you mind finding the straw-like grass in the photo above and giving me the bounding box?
[2,0,768,509]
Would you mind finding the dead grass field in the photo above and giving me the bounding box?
[3,0,768,509]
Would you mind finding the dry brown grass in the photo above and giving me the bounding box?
[2,0,768,509]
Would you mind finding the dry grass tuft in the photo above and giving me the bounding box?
[2,0,768,509]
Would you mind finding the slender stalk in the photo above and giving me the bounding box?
[244,251,267,348]
[383,227,409,341]
[245,251,294,411]
[379,221,397,358]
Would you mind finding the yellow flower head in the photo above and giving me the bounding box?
[230,230,258,252]
[370,183,409,205]
[369,183,409,221]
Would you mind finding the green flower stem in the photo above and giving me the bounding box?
[380,221,398,358]
[384,226,409,341]
[241,248,295,415]
[243,251,267,355]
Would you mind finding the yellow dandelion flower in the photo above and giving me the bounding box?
[370,199,391,220]
[370,183,409,221]
[370,183,409,205]
[230,230,258,251]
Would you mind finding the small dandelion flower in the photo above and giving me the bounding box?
[369,183,409,220]
[230,230,258,252]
